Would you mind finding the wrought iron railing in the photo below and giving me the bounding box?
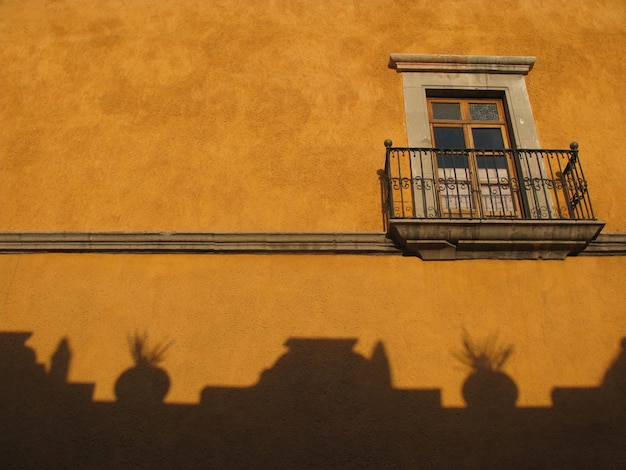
[382,140,596,221]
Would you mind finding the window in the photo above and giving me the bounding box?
[428,98,519,218]
[388,54,544,220]
[385,54,604,260]
[388,54,539,149]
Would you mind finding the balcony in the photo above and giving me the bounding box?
[381,141,605,260]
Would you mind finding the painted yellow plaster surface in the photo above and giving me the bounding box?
[0,0,625,411]
[0,0,625,231]
[1,253,624,407]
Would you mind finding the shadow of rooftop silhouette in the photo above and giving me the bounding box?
[0,331,624,469]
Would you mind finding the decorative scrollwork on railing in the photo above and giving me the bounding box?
[412,176,435,191]
[528,205,552,219]
[384,145,596,220]
[390,177,412,191]
[426,207,438,218]
[567,178,588,195]
[523,177,540,191]
[497,177,511,187]
[437,178,471,191]
[551,178,565,191]
[508,176,520,192]
[390,177,400,191]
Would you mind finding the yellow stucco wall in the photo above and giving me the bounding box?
[0,0,624,231]
[1,253,625,407]
[0,1,625,410]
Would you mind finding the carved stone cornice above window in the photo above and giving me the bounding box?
[388,54,535,75]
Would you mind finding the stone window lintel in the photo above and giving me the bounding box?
[388,54,536,75]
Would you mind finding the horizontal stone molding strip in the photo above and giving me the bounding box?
[0,231,623,256]
[579,233,626,256]
[0,232,400,255]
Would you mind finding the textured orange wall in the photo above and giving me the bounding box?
[0,1,625,408]
[1,253,625,407]
[0,0,624,231]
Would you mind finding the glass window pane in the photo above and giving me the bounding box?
[432,102,461,120]
[472,128,505,149]
[476,155,508,169]
[437,153,469,169]
[469,103,499,121]
[433,127,466,148]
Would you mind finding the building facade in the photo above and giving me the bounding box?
[1,0,625,466]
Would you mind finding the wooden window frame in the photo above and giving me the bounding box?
[428,98,521,218]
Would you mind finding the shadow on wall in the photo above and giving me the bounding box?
[0,331,624,469]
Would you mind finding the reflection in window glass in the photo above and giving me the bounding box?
[432,102,462,120]
[437,153,469,169]
[476,155,508,169]
[433,127,466,148]
[472,128,505,148]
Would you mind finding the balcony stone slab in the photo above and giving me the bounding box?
[388,219,605,260]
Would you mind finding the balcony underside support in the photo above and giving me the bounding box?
[388,219,605,260]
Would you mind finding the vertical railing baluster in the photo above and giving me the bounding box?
[540,149,555,219]
[416,149,426,218]
[508,150,521,218]
[491,151,500,217]
[453,150,460,218]
[511,149,527,218]
[558,149,573,219]
[519,150,537,218]
[420,149,429,217]
[384,140,396,218]
[567,142,593,219]
[543,150,561,219]
[567,143,582,218]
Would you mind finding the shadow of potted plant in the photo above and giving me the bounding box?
[455,330,518,410]
[114,332,173,406]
